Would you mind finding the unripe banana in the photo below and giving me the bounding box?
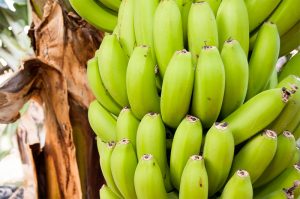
[116,107,139,149]
[293,124,300,140]
[161,50,194,128]
[96,34,129,107]
[136,112,167,177]
[220,170,253,199]
[153,0,184,78]
[279,53,300,82]
[280,21,300,56]
[191,46,225,129]
[167,191,179,199]
[289,147,300,166]
[203,122,235,196]
[195,0,221,15]
[216,0,249,55]
[246,22,280,100]
[254,131,296,188]
[99,0,121,11]
[220,39,249,118]
[266,67,279,90]
[170,115,203,189]
[175,0,192,44]
[223,88,290,145]
[230,130,278,183]
[99,184,121,199]
[188,2,218,63]
[134,154,168,199]
[87,56,121,116]
[255,189,292,199]
[126,45,160,119]
[179,155,208,199]
[88,100,116,142]
[110,139,137,199]
[164,166,174,192]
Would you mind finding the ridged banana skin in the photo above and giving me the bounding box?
[191,46,225,129]
[246,22,280,100]
[256,189,290,199]
[117,0,136,56]
[216,0,249,55]
[223,88,289,145]
[134,0,159,62]
[279,53,300,82]
[161,50,194,128]
[195,0,221,15]
[179,155,208,199]
[96,34,129,107]
[245,0,281,32]
[254,131,296,188]
[280,21,300,56]
[170,115,203,189]
[188,2,218,63]
[99,0,121,12]
[229,130,278,183]
[126,46,160,119]
[110,139,137,199]
[116,107,139,149]
[134,154,168,199]
[254,165,300,198]
[87,56,121,116]
[220,39,249,118]
[69,0,117,32]
[136,113,167,177]
[88,100,117,142]
[99,185,121,199]
[203,122,235,196]
[220,170,253,199]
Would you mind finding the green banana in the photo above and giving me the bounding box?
[134,154,168,199]
[279,53,300,82]
[220,170,253,199]
[110,139,137,199]
[116,107,139,149]
[195,0,221,15]
[126,45,160,119]
[136,112,167,178]
[255,189,292,199]
[179,155,208,199]
[187,2,218,63]
[216,0,249,55]
[229,130,278,183]
[99,184,120,199]
[69,0,117,32]
[99,0,121,11]
[246,22,280,100]
[289,147,300,166]
[87,56,121,116]
[191,45,225,129]
[88,100,117,142]
[175,0,192,44]
[219,39,249,118]
[117,0,136,56]
[161,50,194,128]
[254,131,296,188]
[167,192,179,199]
[153,0,184,78]
[96,34,129,107]
[170,115,203,189]
[280,21,300,56]
[266,67,279,90]
[293,124,300,140]
[203,122,235,196]
[223,88,290,145]
[164,166,174,192]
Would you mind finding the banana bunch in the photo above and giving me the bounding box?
[83,0,300,198]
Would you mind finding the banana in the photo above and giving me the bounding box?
[220,170,253,199]
[134,0,159,62]
[126,45,160,119]
[223,88,290,145]
[279,53,300,82]
[69,0,117,32]
[153,0,184,78]
[187,2,218,63]
[293,124,300,140]
[216,0,249,55]
[195,0,221,15]
[191,45,225,129]
[96,34,129,107]
[266,67,279,90]
[170,115,203,189]
[254,131,296,188]
[161,50,194,128]
[134,154,168,199]
[255,189,293,199]
[179,155,208,199]
[203,122,235,196]
[99,0,121,11]
[229,130,278,183]
[175,0,192,44]
[280,21,300,56]
[164,166,174,192]
[99,184,120,199]
[87,56,121,116]
[136,112,167,178]
[254,165,300,198]
[219,39,249,118]
[289,147,300,166]
[88,100,117,142]
[110,139,137,199]
[116,107,139,149]
[167,192,179,199]
[246,22,280,100]
[245,0,281,32]
[117,0,136,56]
